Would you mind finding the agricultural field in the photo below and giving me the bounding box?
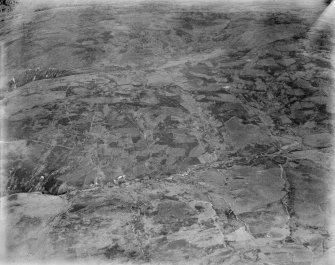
[1,0,334,264]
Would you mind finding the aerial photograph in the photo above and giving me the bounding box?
[0,0,335,264]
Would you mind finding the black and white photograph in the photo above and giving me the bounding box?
[0,0,335,264]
